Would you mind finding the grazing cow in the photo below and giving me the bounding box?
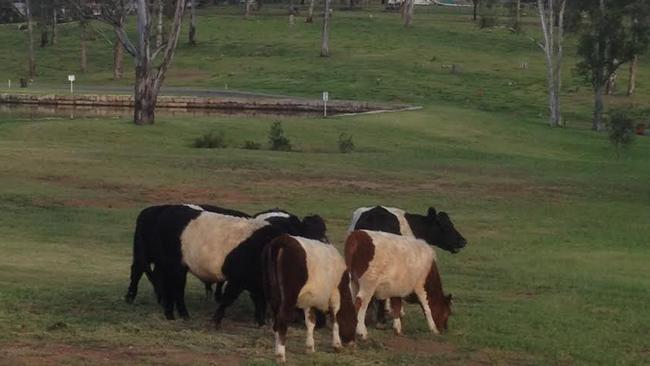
[348,206,467,253]
[124,204,250,305]
[150,205,291,324]
[345,230,452,339]
[254,209,329,242]
[263,234,357,363]
[348,206,465,323]
[209,210,329,303]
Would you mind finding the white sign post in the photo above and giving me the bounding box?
[7,79,10,89]
[68,74,75,95]
[322,91,329,117]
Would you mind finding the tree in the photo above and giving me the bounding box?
[98,0,188,125]
[321,0,331,57]
[401,0,414,27]
[536,0,567,127]
[574,0,650,130]
[25,0,36,79]
[188,0,197,46]
[306,0,316,23]
[472,0,479,21]
[626,54,638,96]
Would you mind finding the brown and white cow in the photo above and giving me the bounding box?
[263,234,357,363]
[345,230,452,339]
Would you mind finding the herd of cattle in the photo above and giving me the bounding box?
[125,204,467,362]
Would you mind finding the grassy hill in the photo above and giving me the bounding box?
[0,4,649,365]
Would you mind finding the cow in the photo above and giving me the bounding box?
[345,230,452,340]
[148,205,296,324]
[209,209,329,303]
[124,204,250,305]
[348,206,467,253]
[263,234,357,363]
[348,206,465,324]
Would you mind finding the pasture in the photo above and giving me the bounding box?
[1,4,649,365]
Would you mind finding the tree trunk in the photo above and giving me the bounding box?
[51,8,57,45]
[157,0,164,48]
[473,0,478,21]
[627,55,638,96]
[80,19,88,73]
[537,0,566,127]
[306,0,315,22]
[189,0,197,45]
[515,0,520,28]
[593,84,605,131]
[134,64,157,125]
[320,0,331,57]
[113,41,124,80]
[25,0,36,79]
[402,0,414,27]
[245,0,254,17]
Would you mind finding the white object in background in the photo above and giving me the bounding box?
[68,75,75,95]
[322,91,329,117]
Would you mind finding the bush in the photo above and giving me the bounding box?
[268,121,292,151]
[337,133,355,153]
[242,140,261,150]
[193,131,227,149]
[608,111,635,159]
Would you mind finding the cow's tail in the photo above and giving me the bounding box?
[263,234,305,327]
[125,214,150,304]
[344,230,375,298]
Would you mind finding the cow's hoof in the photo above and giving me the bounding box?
[306,346,315,354]
[332,345,342,353]
[124,294,134,304]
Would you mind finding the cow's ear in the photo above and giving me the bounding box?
[427,207,437,218]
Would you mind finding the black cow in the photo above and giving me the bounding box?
[124,204,250,305]
[349,206,466,253]
[348,206,466,324]
[254,209,328,243]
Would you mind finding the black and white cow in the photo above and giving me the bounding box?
[348,206,465,323]
[263,234,357,363]
[349,206,467,253]
[124,204,251,305]
[209,209,329,304]
[148,205,294,324]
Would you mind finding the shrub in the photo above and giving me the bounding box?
[242,140,261,150]
[608,111,635,159]
[337,133,355,153]
[193,131,227,149]
[268,121,292,151]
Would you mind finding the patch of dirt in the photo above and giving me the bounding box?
[36,174,257,209]
[0,342,241,366]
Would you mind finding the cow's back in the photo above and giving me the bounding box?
[295,237,346,311]
[350,230,435,299]
[349,206,414,237]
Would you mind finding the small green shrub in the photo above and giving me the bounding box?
[338,133,355,153]
[193,131,227,149]
[268,121,292,151]
[608,111,635,159]
[242,140,261,150]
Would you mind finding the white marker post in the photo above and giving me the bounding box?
[7,79,11,89]
[322,91,329,118]
[68,74,75,95]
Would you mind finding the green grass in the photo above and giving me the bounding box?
[1,4,650,366]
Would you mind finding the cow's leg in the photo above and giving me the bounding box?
[204,281,213,301]
[414,288,439,335]
[329,304,342,350]
[212,281,244,327]
[249,289,267,327]
[160,267,176,320]
[125,261,147,303]
[390,297,403,335]
[171,267,190,320]
[376,298,388,324]
[304,307,317,353]
[274,321,288,363]
[214,281,225,303]
[354,286,376,340]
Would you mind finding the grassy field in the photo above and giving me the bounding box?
[1,4,650,366]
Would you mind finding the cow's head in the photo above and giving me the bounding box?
[300,215,328,242]
[431,294,452,333]
[423,207,467,253]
